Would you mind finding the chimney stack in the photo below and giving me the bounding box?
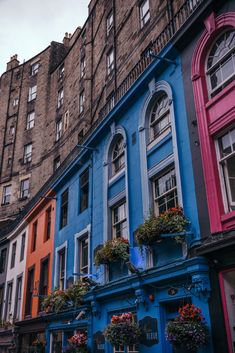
[63,32,71,47]
[6,54,19,71]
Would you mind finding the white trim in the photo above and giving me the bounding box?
[73,225,91,282]
[148,154,174,179]
[108,189,126,207]
[103,126,130,241]
[54,241,68,289]
[139,80,183,218]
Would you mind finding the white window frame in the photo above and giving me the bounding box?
[140,0,150,28]
[111,136,125,177]
[26,111,35,130]
[112,201,127,239]
[79,91,85,113]
[54,241,67,290]
[28,85,37,102]
[20,179,29,199]
[206,29,235,98]
[56,119,63,141]
[107,11,114,35]
[2,185,11,205]
[215,127,235,212]
[148,92,171,147]
[74,225,91,282]
[13,98,19,107]
[80,56,86,78]
[57,89,64,109]
[23,143,32,163]
[31,62,39,76]
[59,64,64,79]
[153,166,178,215]
[107,49,114,75]
[5,281,13,321]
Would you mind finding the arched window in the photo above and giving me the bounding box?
[149,92,171,143]
[207,29,235,98]
[111,136,125,176]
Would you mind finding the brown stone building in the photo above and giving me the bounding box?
[0,0,186,222]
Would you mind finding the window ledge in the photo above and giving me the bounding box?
[147,132,172,156]
[1,202,10,206]
[108,169,125,186]
[205,80,235,110]
[221,210,235,225]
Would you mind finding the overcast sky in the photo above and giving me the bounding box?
[0,0,89,75]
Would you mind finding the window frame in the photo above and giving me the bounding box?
[57,89,64,109]
[26,111,35,130]
[215,127,235,212]
[111,136,125,177]
[140,0,150,28]
[28,85,37,102]
[0,248,7,273]
[25,266,35,317]
[31,221,37,252]
[10,241,17,269]
[149,92,171,146]
[107,11,114,35]
[112,201,127,239]
[23,143,32,163]
[2,185,11,205]
[153,166,178,215]
[206,29,235,98]
[31,62,39,76]
[79,91,85,114]
[56,119,63,141]
[14,275,23,321]
[107,49,115,76]
[45,206,52,241]
[58,248,66,290]
[38,257,49,312]
[20,178,30,199]
[80,56,86,78]
[5,281,13,321]
[20,233,26,262]
[60,189,69,229]
[79,169,89,213]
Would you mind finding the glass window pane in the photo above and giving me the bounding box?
[210,69,222,90]
[221,57,234,81]
[220,132,232,157]
[227,155,235,202]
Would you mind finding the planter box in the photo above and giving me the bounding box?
[151,238,183,267]
[109,260,128,281]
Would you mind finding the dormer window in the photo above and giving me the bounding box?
[112,136,125,176]
[140,0,150,28]
[59,64,64,79]
[207,30,235,98]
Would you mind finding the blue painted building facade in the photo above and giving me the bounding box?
[47,44,212,353]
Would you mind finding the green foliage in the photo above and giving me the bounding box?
[136,207,189,246]
[166,304,209,352]
[42,281,90,313]
[104,313,141,347]
[94,238,130,266]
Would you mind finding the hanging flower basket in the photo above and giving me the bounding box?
[104,313,141,347]
[94,238,130,266]
[42,281,90,313]
[165,304,209,352]
[65,332,89,353]
[136,207,189,246]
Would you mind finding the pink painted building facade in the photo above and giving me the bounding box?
[192,10,235,353]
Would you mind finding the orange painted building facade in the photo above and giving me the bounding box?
[22,192,56,319]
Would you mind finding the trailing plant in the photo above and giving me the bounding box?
[42,281,90,313]
[104,312,141,347]
[166,304,209,352]
[94,237,130,266]
[136,207,189,246]
[65,332,89,353]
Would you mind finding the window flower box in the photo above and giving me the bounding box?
[136,207,189,247]
[94,238,130,266]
